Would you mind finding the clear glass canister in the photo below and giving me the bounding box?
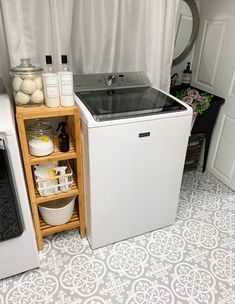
[9,58,44,106]
[26,120,54,156]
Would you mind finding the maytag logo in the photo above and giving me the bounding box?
[139,132,150,138]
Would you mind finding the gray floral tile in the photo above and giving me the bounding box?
[171,263,216,304]
[1,169,235,304]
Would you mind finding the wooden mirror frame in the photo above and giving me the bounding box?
[172,0,200,66]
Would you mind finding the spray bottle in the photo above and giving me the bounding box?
[53,166,68,192]
[56,122,69,152]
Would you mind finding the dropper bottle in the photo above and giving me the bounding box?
[43,55,60,107]
[58,55,74,106]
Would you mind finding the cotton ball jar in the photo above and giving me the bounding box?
[21,79,36,95]
[31,89,44,104]
[15,91,30,105]
[10,58,44,106]
[12,77,22,92]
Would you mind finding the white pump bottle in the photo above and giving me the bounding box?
[43,55,60,107]
[58,55,74,107]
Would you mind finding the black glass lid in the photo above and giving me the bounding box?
[76,87,187,121]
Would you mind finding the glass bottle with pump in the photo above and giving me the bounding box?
[181,62,192,87]
[43,55,60,108]
[58,55,74,107]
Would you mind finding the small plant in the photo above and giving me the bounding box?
[176,88,213,115]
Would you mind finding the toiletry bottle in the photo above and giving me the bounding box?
[182,62,192,87]
[53,166,69,192]
[58,55,74,106]
[43,55,60,107]
[56,122,69,152]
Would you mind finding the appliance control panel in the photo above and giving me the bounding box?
[74,71,151,92]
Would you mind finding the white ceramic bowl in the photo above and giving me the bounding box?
[38,196,75,226]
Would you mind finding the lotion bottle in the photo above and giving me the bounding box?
[58,55,74,106]
[43,55,60,107]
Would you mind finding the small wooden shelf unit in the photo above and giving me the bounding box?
[16,105,85,250]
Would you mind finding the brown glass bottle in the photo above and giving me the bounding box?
[181,62,192,88]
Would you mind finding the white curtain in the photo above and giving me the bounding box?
[0,0,179,93]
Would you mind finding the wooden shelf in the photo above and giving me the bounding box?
[16,105,77,119]
[16,105,86,251]
[30,136,77,165]
[40,208,80,237]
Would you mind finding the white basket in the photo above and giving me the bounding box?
[33,161,73,196]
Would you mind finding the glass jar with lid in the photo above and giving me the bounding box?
[9,58,44,106]
[26,119,54,156]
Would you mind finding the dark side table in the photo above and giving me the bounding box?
[170,85,225,172]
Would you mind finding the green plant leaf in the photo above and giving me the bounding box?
[175,88,213,115]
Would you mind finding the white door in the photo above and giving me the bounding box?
[191,0,235,190]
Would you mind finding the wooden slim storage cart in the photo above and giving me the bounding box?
[16,105,85,250]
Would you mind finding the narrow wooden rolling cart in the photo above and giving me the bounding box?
[16,105,85,250]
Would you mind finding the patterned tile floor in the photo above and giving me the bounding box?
[1,170,235,304]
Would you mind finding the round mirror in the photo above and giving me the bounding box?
[172,0,199,66]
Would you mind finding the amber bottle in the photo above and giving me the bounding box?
[182,62,192,87]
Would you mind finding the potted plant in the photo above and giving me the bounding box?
[176,88,213,129]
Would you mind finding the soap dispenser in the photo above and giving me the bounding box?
[58,55,74,107]
[43,55,60,108]
[56,122,69,152]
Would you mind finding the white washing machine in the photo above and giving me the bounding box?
[0,80,39,279]
[74,72,192,249]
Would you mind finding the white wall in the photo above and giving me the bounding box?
[0,4,10,92]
